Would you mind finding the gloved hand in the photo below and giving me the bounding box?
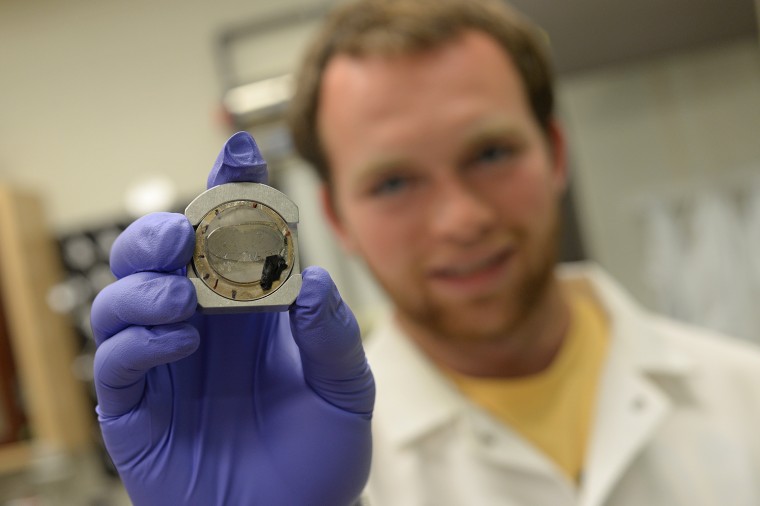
[91,132,375,506]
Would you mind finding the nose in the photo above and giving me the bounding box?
[430,178,496,244]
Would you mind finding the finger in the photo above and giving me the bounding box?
[94,323,200,417]
[289,266,375,416]
[91,272,197,346]
[110,212,195,279]
[206,131,269,188]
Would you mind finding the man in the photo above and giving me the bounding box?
[288,1,760,503]
[92,0,760,505]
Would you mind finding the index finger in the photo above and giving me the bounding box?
[110,212,195,279]
[206,131,269,188]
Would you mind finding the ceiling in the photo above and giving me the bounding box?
[508,0,759,74]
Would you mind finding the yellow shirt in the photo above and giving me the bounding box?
[447,286,608,480]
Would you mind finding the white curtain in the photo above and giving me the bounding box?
[641,180,760,343]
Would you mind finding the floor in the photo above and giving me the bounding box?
[0,450,131,506]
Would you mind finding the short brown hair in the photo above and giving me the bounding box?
[287,0,555,182]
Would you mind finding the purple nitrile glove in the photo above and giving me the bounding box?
[91,132,375,506]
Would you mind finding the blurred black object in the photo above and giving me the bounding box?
[53,221,130,477]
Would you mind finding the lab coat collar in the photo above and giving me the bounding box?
[367,263,697,484]
[558,262,696,377]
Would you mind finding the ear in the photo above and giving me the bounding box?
[546,119,569,194]
[320,183,359,254]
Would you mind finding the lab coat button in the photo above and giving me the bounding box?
[477,431,496,446]
[632,396,647,411]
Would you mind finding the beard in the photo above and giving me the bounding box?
[374,212,561,344]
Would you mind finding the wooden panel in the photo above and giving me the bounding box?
[0,441,32,475]
[0,185,91,471]
[0,302,26,445]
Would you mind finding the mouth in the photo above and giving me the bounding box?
[429,248,514,294]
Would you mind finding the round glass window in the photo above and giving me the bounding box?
[192,200,294,301]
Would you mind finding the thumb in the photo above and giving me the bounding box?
[289,266,375,416]
[207,131,268,188]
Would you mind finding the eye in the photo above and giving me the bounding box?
[472,144,516,167]
[370,175,412,196]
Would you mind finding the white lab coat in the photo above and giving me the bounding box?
[364,264,760,506]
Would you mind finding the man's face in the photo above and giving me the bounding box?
[318,30,567,342]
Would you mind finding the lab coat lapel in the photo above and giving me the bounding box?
[578,339,670,506]
[464,407,578,501]
[572,265,691,506]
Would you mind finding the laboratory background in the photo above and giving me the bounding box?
[0,0,759,503]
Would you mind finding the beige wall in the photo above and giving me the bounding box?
[0,0,318,233]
